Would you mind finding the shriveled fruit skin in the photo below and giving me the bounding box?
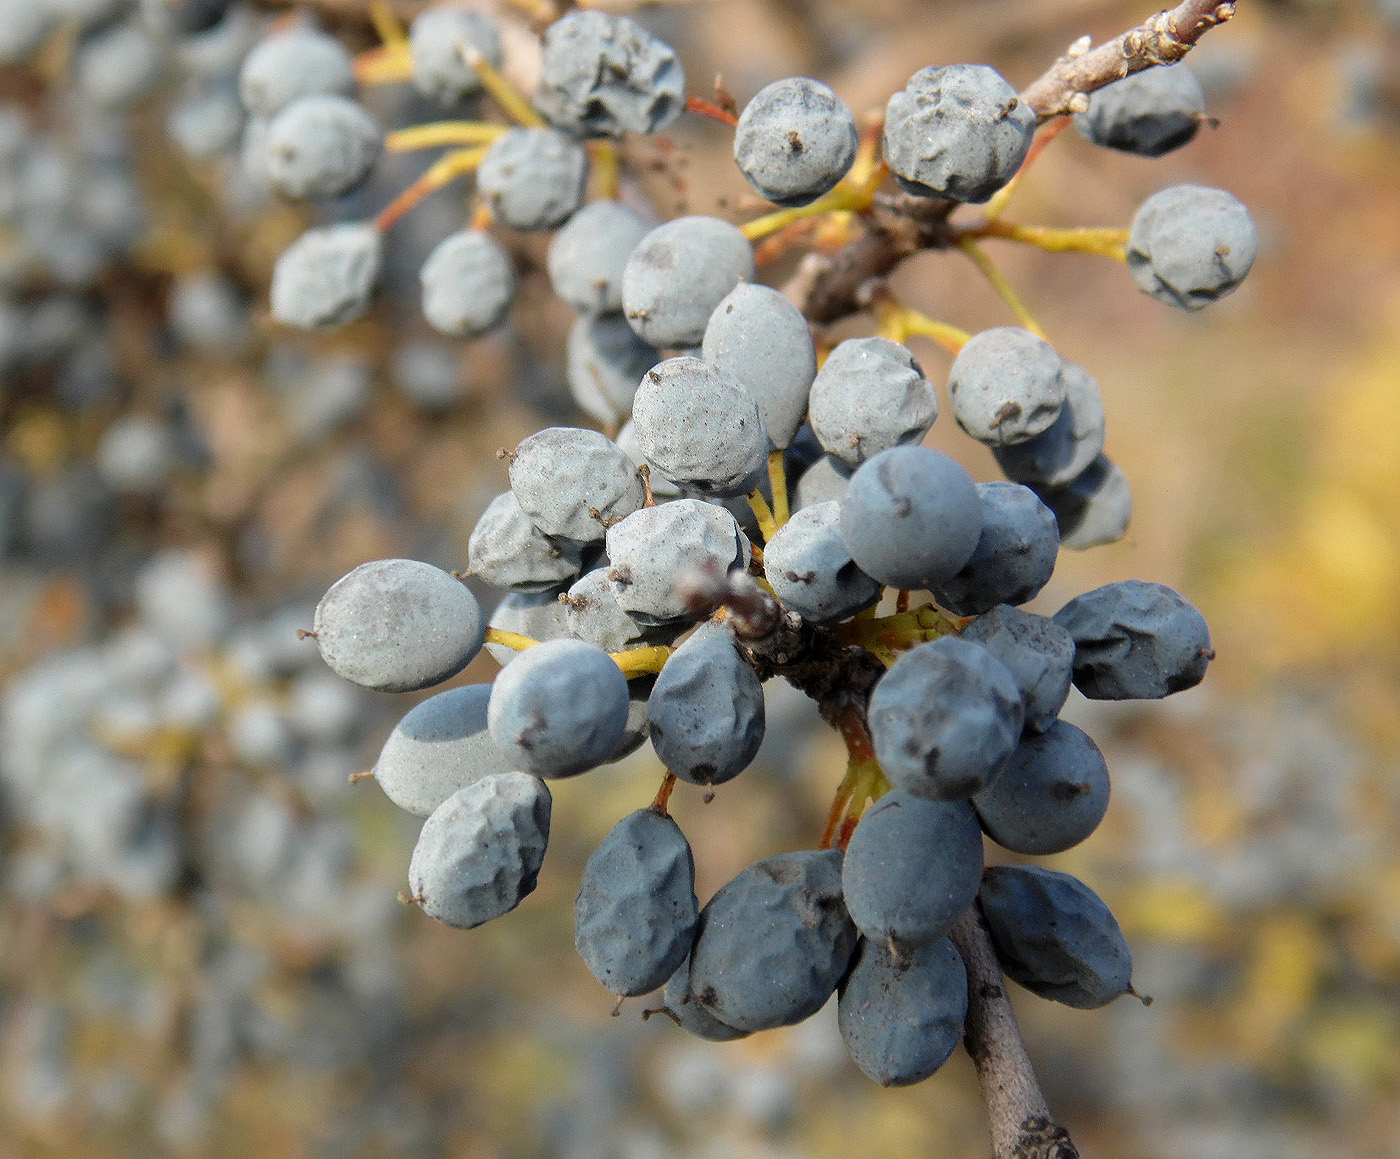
[687,849,857,1032]
[408,772,552,930]
[574,808,699,996]
[838,936,968,1086]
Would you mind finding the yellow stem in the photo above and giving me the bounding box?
[369,0,409,46]
[459,42,545,128]
[972,220,1129,262]
[485,627,539,652]
[846,758,892,824]
[830,602,961,652]
[589,140,621,200]
[610,645,674,678]
[957,237,1047,339]
[741,162,888,242]
[872,296,971,356]
[375,146,489,231]
[746,489,778,543]
[386,121,509,152]
[354,43,414,85]
[767,450,790,529]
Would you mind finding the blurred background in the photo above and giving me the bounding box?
[0,0,1397,1155]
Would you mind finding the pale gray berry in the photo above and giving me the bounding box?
[763,501,881,624]
[270,223,381,329]
[622,217,755,348]
[409,7,503,106]
[792,454,852,511]
[564,567,652,652]
[1127,184,1258,310]
[477,127,589,232]
[566,314,658,427]
[734,77,858,207]
[408,772,551,929]
[614,419,682,499]
[808,337,937,468]
[239,27,354,119]
[702,283,816,450]
[373,684,516,817]
[606,499,750,625]
[73,21,166,109]
[313,559,485,693]
[264,94,381,201]
[631,356,767,497]
[548,199,651,314]
[468,491,585,593]
[508,427,646,543]
[883,64,1034,203]
[534,10,685,138]
[949,327,1065,447]
[420,229,516,337]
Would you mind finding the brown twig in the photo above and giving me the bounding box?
[949,904,1080,1159]
[786,0,1234,323]
[1020,0,1237,121]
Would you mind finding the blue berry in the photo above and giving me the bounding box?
[868,636,1024,800]
[979,866,1132,1009]
[575,808,699,996]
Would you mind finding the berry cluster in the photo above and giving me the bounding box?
[299,0,1245,1091]
[0,0,1255,1144]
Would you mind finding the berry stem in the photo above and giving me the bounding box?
[385,122,509,152]
[354,43,414,85]
[484,627,540,652]
[740,162,889,242]
[610,645,675,679]
[1019,0,1236,122]
[684,94,738,127]
[767,450,790,529]
[651,771,677,815]
[375,146,490,231]
[949,903,1081,1159]
[871,292,971,356]
[458,41,546,128]
[588,140,621,201]
[957,238,1048,339]
[967,220,1130,262]
[746,488,778,543]
[368,0,409,47]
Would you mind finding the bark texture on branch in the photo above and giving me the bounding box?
[1020,0,1237,121]
[950,904,1081,1159]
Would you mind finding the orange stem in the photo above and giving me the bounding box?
[685,94,738,127]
